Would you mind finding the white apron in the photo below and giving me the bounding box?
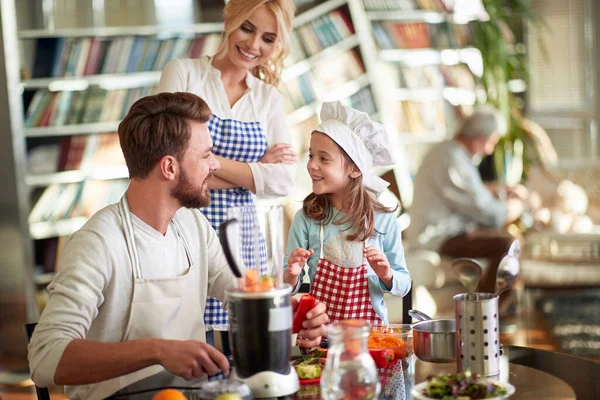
[82,195,206,400]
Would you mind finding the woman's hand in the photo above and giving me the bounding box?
[259,143,298,164]
[292,298,328,348]
[364,246,393,288]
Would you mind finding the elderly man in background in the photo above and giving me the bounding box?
[405,107,529,312]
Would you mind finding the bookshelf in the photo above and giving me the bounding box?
[0,0,386,332]
[357,0,489,167]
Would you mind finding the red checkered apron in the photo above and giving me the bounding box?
[310,225,382,324]
[308,225,399,390]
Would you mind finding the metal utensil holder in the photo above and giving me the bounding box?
[454,293,500,377]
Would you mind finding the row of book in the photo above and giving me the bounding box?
[398,63,475,90]
[57,132,125,172]
[287,8,354,64]
[362,0,450,12]
[372,21,472,50]
[31,34,222,78]
[25,86,156,128]
[282,48,366,113]
[394,100,471,135]
[28,7,353,79]
[29,179,129,223]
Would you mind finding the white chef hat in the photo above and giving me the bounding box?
[314,101,396,197]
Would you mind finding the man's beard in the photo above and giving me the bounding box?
[171,168,211,209]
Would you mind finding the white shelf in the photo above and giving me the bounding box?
[26,166,129,187]
[396,133,447,144]
[294,0,348,27]
[18,23,224,39]
[378,47,480,66]
[25,121,121,138]
[30,217,89,240]
[283,34,360,82]
[367,10,486,24]
[22,71,161,90]
[389,87,476,105]
[286,73,370,125]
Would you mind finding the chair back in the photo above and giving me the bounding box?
[24,323,51,400]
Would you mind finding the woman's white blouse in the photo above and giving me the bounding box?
[158,56,295,198]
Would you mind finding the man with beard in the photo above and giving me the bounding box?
[27,92,328,400]
[405,107,528,312]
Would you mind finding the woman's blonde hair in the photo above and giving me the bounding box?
[215,0,295,87]
[303,145,397,242]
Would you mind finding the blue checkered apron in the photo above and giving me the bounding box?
[201,113,268,331]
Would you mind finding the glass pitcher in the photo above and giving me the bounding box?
[223,204,285,290]
[321,320,381,400]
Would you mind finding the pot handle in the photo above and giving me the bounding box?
[408,309,433,322]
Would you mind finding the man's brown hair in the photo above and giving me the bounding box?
[118,92,212,179]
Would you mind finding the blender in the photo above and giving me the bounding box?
[219,205,299,398]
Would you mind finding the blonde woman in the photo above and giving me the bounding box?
[158,0,298,352]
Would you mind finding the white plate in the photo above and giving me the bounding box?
[411,380,516,399]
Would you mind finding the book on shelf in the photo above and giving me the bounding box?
[398,65,445,89]
[24,85,157,128]
[29,179,129,224]
[282,48,365,114]
[395,100,446,134]
[287,6,354,64]
[29,33,221,78]
[393,99,470,139]
[362,0,450,12]
[371,21,471,50]
[347,86,378,117]
[56,132,125,173]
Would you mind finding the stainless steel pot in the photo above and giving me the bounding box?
[409,309,456,363]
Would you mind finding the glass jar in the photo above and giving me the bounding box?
[320,320,381,400]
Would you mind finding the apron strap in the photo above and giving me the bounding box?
[119,196,194,280]
[119,195,143,280]
[171,217,193,267]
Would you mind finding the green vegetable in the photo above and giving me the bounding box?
[421,370,508,399]
[295,364,322,379]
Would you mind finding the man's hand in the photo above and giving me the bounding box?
[284,248,313,286]
[364,246,393,288]
[157,340,230,380]
[291,298,328,348]
[259,143,298,164]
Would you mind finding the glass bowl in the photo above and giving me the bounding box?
[368,323,413,360]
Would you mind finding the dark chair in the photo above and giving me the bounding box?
[24,323,51,400]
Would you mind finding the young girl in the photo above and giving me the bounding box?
[284,101,411,325]
[158,0,297,347]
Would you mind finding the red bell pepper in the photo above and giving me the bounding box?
[293,294,317,333]
[369,348,394,368]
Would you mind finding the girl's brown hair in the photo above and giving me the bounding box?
[215,0,295,87]
[303,147,397,242]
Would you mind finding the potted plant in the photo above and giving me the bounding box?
[471,0,546,184]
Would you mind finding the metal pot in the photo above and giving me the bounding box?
[409,309,456,363]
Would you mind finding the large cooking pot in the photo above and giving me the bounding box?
[409,309,456,363]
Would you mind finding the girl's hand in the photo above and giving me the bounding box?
[259,143,298,164]
[364,246,393,287]
[287,248,314,276]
